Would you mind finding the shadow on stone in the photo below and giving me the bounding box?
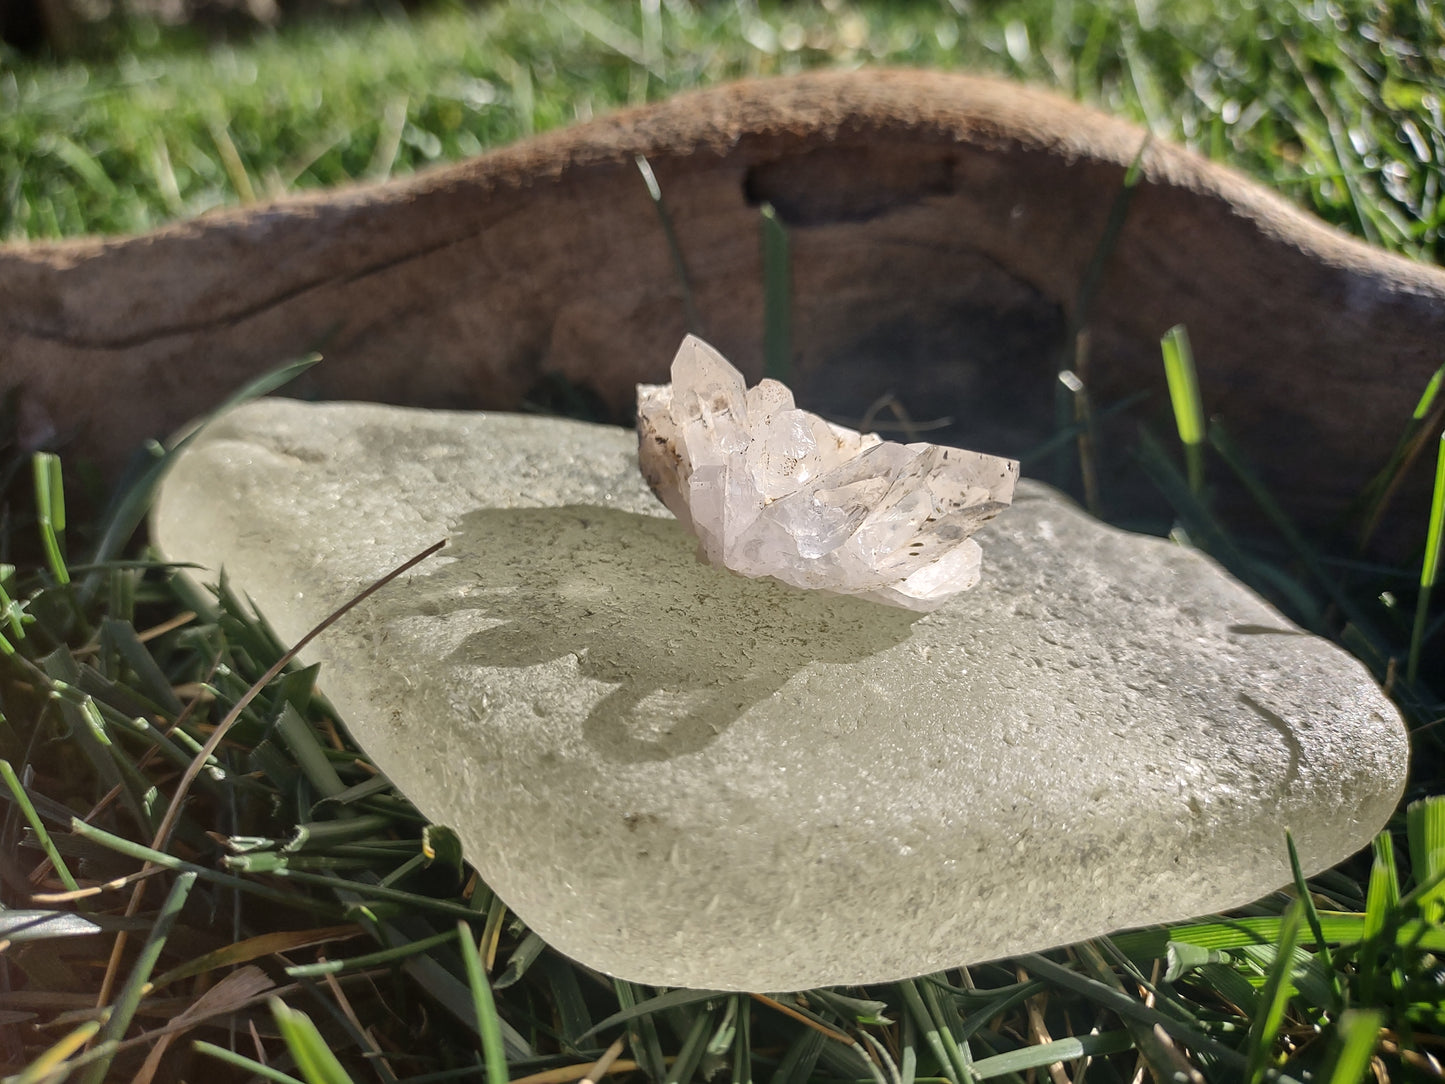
[377,505,921,764]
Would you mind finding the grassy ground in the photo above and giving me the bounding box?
[2,1,1445,1082]
[4,0,1443,261]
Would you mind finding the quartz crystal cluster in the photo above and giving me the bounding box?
[637,336,1020,611]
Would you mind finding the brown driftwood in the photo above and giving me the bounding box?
[3,68,1442,543]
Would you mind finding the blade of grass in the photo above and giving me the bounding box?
[375,915,532,1058]
[1393,873,1445,935]
[225,853,391,874]
[1407,430,1445,682]
[84,354,320,597]
[858,1032,901,1084]
[898,1004,917,1084]
[459,919,512,1084]
[479,890,508,969]
[194,1040,309,1084]
[286,926,460,978]
[898,979,965,1084]
[579,988,731,1043]
[732,993,754,1084]
[275,702,348,799]
[1365,832,1403,934]
[1353,362,1445,549]
[151,924,362,988]
[769,1026,827,1084]
[32,452,70,586]
[98,616,185,715]
[967,1031,1134,1078]
[1196,960,1265,1016]
[284,816,399,853]
[707,1001,741,1064]
[953,981,1043,1042]
[807,989,892,1028]
[0,575,26,650]
[79,870,198,1084]
[540,955,593,1049]
[1209,419,1388,643]
[1239,942,1335,1018]
[9,1020,105,1084]
[46,677,167,834]
[760,201,791,382]
[1018,954,1255,1073]
[611,979,668,1083]
[1074,135,1148,330]
[95,538,444,1008]
[1160,325,1205,497]
[752,993,888,1084]
[294,974,391,1084]
[1322,1009,1383,1084]
[1407,797,1445,926]
[662,1002,719,1084]
[63,679,209,781]
[1059,368,1102,517]
[1133,424,1259,586]
[1286,831,1343,1012]
[917,976,974,1084]
[1019,390,1148,468]
[1071,941,1203,1079]
[0,910,102,940]
[1279,37,1404,248]
[69,816,342,913]
[1055,134,1147,494]
[1112,910,1399,961]
[1,759,81,893]
[271,997,357,1084]
[494,930,546,989]
[364,96,409,182]
[48,133,118,200]
[635,153,701,335]
[1359,831,1401,1006]
[251,868,493,919]
[1243,901,1304,1084]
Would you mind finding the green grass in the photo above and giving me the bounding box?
[3,0,1443,263]
[2,0,1444,1081]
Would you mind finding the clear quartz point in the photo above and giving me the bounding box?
[637,336,1020,611]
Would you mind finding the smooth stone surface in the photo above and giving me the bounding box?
[152,399,1409,991]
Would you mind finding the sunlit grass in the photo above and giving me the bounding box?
[4,0,1443,265]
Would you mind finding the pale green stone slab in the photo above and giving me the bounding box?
[152,399,1408,990]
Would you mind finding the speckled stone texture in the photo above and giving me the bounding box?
[151,399,1408,991]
